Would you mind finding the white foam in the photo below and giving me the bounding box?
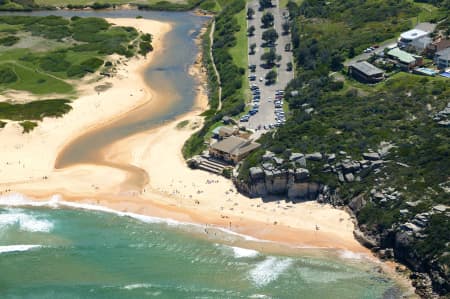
[339,250,364,260]
[122,283,153,290]
[0,245,41,254]
[231,246,260,258]
[0,193,266,243]
[248,257,293,287]
[0,210,53,233]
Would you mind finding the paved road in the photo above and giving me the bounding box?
[344,39,397,67]
[243,0,294,131]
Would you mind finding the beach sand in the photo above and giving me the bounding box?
[0,17,366,252]
[0,18,417,292]
[0,17,418,295]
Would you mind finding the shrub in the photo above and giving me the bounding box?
[0,66,17,83]
[0,35,19,46]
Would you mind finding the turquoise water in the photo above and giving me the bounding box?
[0,199,401,299]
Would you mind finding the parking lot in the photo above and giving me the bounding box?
[240,0,294,132]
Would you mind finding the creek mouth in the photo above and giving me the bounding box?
[0,10,208,183]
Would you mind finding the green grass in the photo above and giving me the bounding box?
[228,0,250,104]
[176,120,189,129]
[19,120,38,133]
[280,0,303,8]
[0,62,73,94]
[0,99,72,121]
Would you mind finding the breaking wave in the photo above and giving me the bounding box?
[0,244,41,254]
[0,209,53,233]
[248,257,293,287]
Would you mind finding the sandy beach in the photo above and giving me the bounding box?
[0,17,367,253]
[0,17,392,258]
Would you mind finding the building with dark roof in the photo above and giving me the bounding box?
[434,48,450,70]
[209,136,260,164]
[348,61,385,83]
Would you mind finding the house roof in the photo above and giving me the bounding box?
[400,29,429,41]
[219,126,235,135]
[436,48,450,60]
[210,136,260,156]
[414,22,436,34]
[387,48,418,64]
[350,61,384,76]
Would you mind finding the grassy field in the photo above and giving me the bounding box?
[228,0,252,108]
[0,15,147,131]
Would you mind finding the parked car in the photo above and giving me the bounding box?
[240,116,249,122]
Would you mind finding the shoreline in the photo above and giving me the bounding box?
[0,16,417,297]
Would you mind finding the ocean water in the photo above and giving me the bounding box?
[0,196,402,299]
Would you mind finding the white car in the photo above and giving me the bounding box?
[259,77,264,82]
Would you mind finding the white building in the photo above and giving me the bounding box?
[398,29,430,48]
[411,36,432,53]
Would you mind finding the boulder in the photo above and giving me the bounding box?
[338,172,345,183]
[297,157,307,167]
[342,161,360,173]
[249,167,264,180]
[363,152,380,161]
[373,192,385,200]
[370,160,384,169]
[305,152,322,161]
[327,153,336,162]
[262,151,275,161]
[289,152,304,161]
[345,173,355,182]
[273,157,284,165]
[262,163,274,170]
[295,168,310,181]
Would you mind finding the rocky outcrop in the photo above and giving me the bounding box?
[237,165,322,200]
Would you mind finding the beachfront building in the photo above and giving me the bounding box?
[398,29,430,48]
[387,48,423,70]
[209,136,260,164]
[348,61,385,83]
[434,48,450,70]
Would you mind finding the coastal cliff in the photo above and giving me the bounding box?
[235,149,449,298]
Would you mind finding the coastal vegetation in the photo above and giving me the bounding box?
[237,0,449,295]
[0,15,152,132]
[183,0,247,157]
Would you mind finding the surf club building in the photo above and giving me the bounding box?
[209,136,260,164]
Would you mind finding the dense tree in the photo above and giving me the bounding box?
[261,28,278,45]
[259,0,273,10]
[247,25,255,36]
[249,43,256,54]
[265,69,277,84]
[287,61,293,71]
[282,21,290,35]
[261,12,274,28]
[348,46,355,58]
[260,48,277,67]
[247,7,255,19]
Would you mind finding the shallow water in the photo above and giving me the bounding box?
[0,9,209,167]
[0,204,402,299]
